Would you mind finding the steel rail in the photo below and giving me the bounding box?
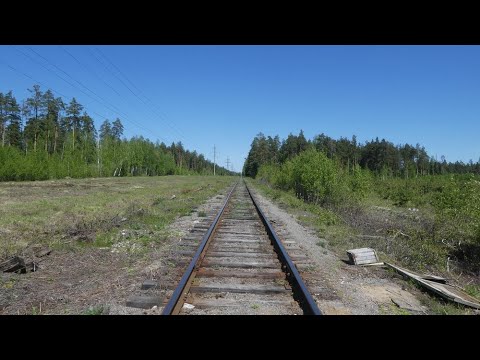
[161,182,238,315]
[245,181,323,315]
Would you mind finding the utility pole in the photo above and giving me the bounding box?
[97,137,101,176]
[213,145,216,176]
[226,157,230,172]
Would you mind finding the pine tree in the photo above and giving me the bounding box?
[24,85,46,152]
[111,118,124,141]
[0,92,6,147]
[5,92,22,149]
[65,98,83,150]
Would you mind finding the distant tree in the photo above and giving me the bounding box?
[5,92,22,149]
[0,92,6,147]
[24,85,46,152]
[65,97,83,150]
[99,119,112,142]
[111,118,124,141]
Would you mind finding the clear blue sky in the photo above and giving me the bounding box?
[1,45,480,171]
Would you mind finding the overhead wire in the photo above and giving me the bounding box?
[11,46,171,143]
[0,58,112,122]
[90,46,190,145]
[60,45,178,144]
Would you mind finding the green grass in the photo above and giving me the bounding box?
[379,303,411,315]
[0,176,236,256]
[83,305,107,315]
[316,241,326,248]
[464,284,480,300]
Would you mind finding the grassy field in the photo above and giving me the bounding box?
[0,176,236,258]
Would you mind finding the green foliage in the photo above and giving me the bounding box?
[348,164,372,200]
[257,149,372,206]
[0,86,234,182]
[288,149,343,205]
[83,305,107,315]
[464,284,480,300]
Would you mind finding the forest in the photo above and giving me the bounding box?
[245,131,480,179]
[245,131,480,276]
[0,86,233,181]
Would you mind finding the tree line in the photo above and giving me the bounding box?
[0,85,232,181]
[245,131,480,179]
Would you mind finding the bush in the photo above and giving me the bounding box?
[257,149,372,206]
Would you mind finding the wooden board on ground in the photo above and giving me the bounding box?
[384,262,480,310]
[0,256,25,273]
[346,248,379,265]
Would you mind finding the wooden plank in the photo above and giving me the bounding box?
[348,247,376,254]
[214,239,264,243]
[221,219,259,224]
[208,247,272,254]
[346,248,378,265]
[24,261,38,272]
[196,268,284,279]
[34,248,52,258]
[141,280,158,290]
[215,233,266,239]
[0,256,25,273]
[352,254,378,260]
[202,259,279,269]
[192,298,294,308]
[206,251,276,259]
[222,217,258,221]
[385,262,480,310]
[355,258,379,265]
[216,230,263,235]
[212,244,267,250]
[190,285,289,295]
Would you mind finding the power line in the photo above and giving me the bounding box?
[90,47,187,143]
[59,45,123,98]
[90,47,190,145]
[94,46,179,131]
[0,58,111,122]
[11,46,170,144]
[25,46,126,116]
[60,46,176,144]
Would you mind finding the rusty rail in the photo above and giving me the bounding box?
[162,180,322,315]
[245,182,322,315]
[161,182,238,315]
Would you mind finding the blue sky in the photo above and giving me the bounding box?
[1,45,480,171]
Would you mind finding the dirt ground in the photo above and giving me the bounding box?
[0,177,232,315]
[247,186,431,315]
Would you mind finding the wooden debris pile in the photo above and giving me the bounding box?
[0,247,52,274]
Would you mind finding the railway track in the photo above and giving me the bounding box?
[161,181,322,315]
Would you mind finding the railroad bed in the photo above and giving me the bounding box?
[160,181,321,315]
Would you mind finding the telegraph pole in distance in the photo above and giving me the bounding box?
[226,157,230,172]
[213,145,216,176]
